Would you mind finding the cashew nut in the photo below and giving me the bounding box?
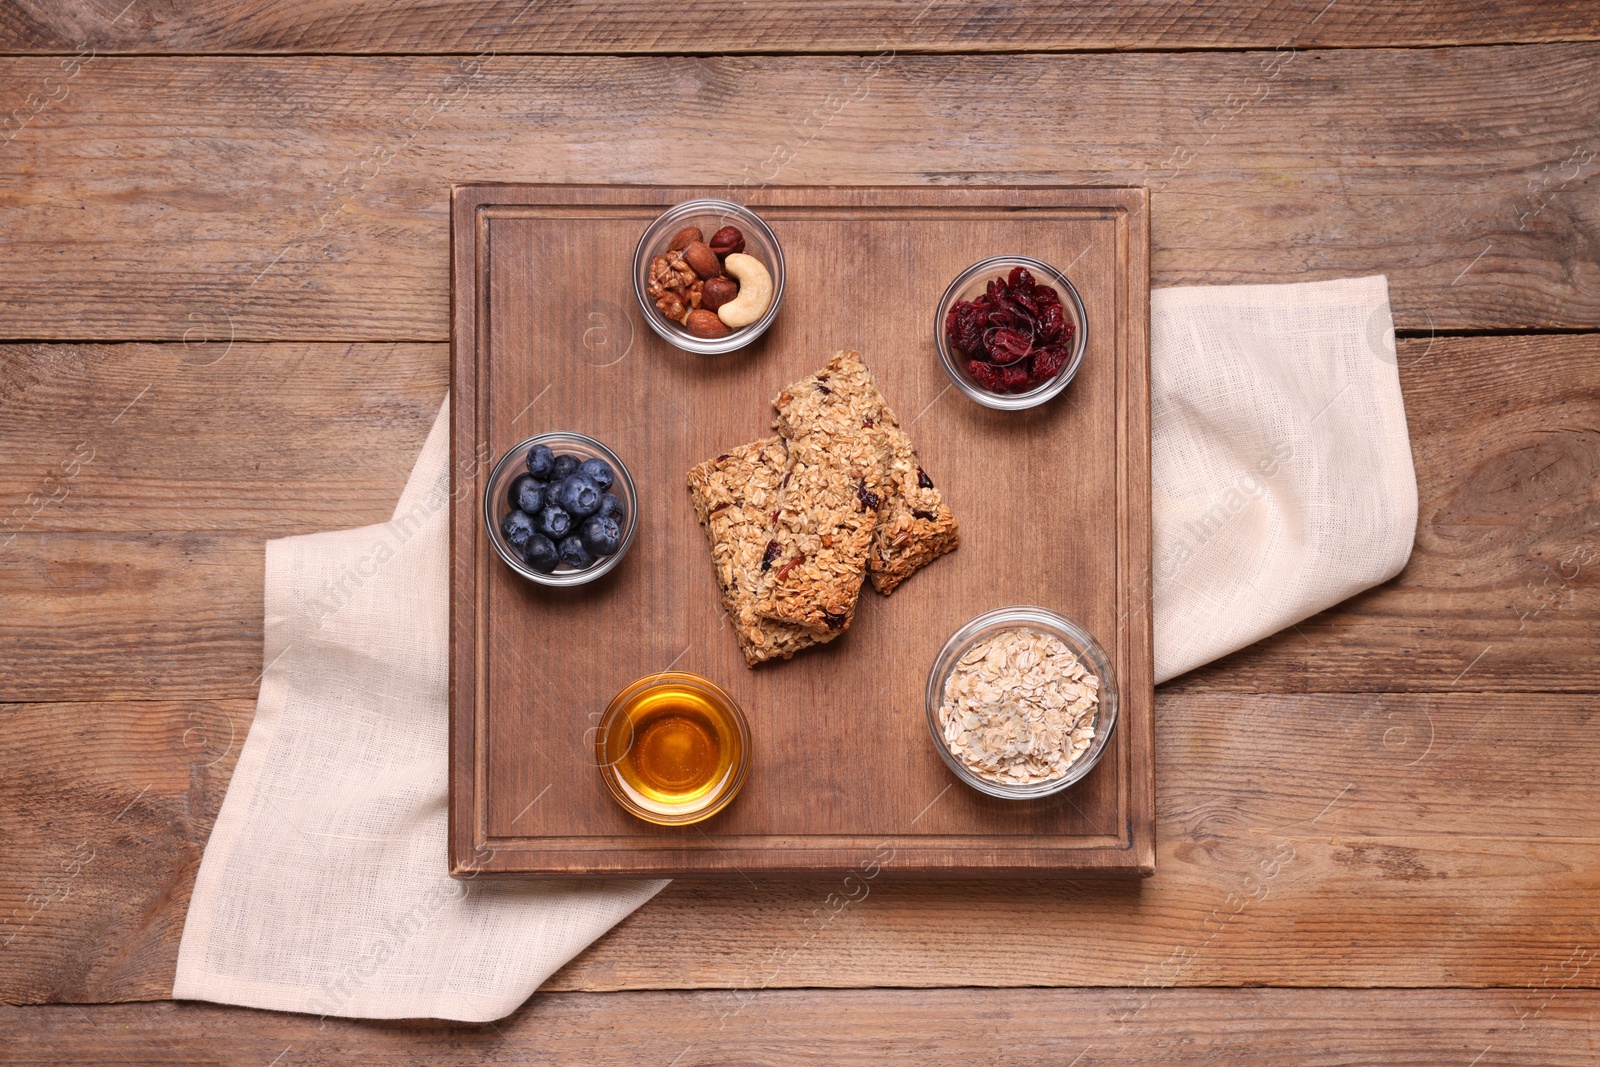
[716,253,774,328]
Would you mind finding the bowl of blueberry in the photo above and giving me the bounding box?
[483,432,638,587]
[935,255,1087,411]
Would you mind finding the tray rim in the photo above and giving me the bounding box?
[449,183,1153,878]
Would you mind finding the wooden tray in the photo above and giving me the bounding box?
[449,185,1152,877]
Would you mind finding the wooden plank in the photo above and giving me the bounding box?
[4,336,1593,701]
[0,532,263,703]
[1,47,1599,340]
[448,185,1153,878]
[6,693,1600,1003]
[4,1,1598,55]
[0,701,243,1006]
[5,987,1600,1065]
[0,342,445,535]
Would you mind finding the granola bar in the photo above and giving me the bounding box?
[754,363,886,632]
[773,350,959,595]
[686,438,831,666]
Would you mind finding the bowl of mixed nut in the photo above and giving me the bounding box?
[925,605,1118,798]
[633,198,785,355]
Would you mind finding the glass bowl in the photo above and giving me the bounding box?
[595,671,751,825]
[934,254,1088,411]
[632,198,786,355]
[925,605,1118,799]
[482,432,638,588]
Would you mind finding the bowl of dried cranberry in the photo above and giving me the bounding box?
[935,255,1087,411]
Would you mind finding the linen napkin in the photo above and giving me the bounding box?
[175,275,1416,1021]
[1149,275,1416,681]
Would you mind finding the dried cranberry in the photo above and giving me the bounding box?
[760,540,781,570]
[1033,284,1060,306]
[856,479,881,511]
[986,306,1020,332]
[987,327,1034,366]
[986,277,1007,302]
[999,363,1033,391]
[1031,343,1071,381]
[1010,288,1040,319]
[947,303,985,354]
[816,383,832,395]
[821,609,848,630]
[1038,303,1066,342]
[968,360,1004,391]
[912,509,936,521]
[916,467,934,489]
[1008,266,1035,290]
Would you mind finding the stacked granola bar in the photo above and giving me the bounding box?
[687,350,960,666]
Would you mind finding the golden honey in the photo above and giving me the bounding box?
[597,672,749,824]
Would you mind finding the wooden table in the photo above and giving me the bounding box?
[2,4,1597,1062]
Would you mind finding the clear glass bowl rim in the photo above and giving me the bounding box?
[933,254,1089,411]
[631,198,787,355]
[924,605,1120,799]
[595,670,752,826]
[482,431,639,588]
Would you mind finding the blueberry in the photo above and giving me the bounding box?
[578,457,615,491]
[535,503,572,540]
[500,509,536,550]
[523,534,559,573]
[558,535,594,569]
[508,473,545,514]
[580,515,622,556]
[551,454,579,480]
[556,474,602,517]
[526,444,555,480]
[595,492,624,521]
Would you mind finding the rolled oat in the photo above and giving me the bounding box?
[937,627,1100,786]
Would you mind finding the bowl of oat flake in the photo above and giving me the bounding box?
[925,606,1118,799]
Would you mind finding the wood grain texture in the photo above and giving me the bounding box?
[7,693,1600,1003]
[5,1,1600,55]
[0,343,445,535]
[0,701,243,1005]
[2,46,1599,340]
[6,989,1600,1064]
[0,532,263,702]
[449,185,1152,877]
[4,336,1592,702]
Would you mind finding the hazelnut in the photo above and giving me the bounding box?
[685,308,732,338]
[709,226,745,258]
[667,226,703,253]
[682,240,721,280]
[701,276,739,312]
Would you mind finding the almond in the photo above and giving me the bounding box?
[682,240,722,280]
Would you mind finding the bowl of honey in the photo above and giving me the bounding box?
[595,671,750,825]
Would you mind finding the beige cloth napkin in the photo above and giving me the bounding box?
[1150,275,1415,681]
[175,275,1415,1021]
